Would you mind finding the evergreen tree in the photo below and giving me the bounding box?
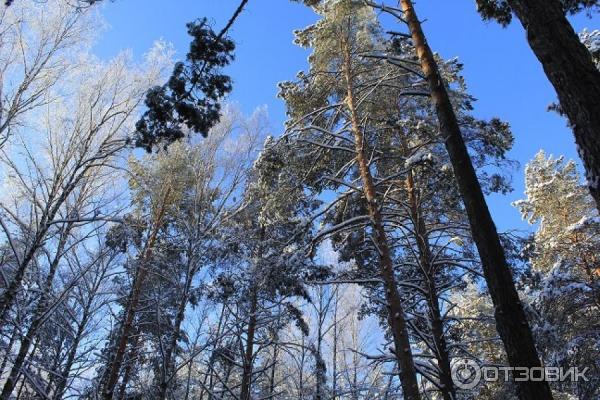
[515,151,600,399]
[476,0,600,211]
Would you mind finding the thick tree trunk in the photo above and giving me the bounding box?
[398,1,553,399]
[503,0,600,211]
[405,171,455,400]
[341,40,421,400]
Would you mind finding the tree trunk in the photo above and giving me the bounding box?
[158,263,196,400]
[331,289,338,400]
[101,187,171,400]
[268,338,278,397]
[0,324,18,379]
[203,304,228,400]
[53,307,92,400]
[0,171,90,324]
[341,39,421,400]
[315,293,324,400]
[0,231,47,324]
[115,330,141,400]
[268,308,281,398]
[0,224,72,400]
[240,287,258,400]
[398,1,553,399]
[503,0,600,211]
[405,171,455,400]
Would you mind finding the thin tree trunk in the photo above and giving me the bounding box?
[0,328,36,400]
[44,333,66,398]
[268,333,278,397]
[239,225,266,400]
[54,255,113,400]
[497,0,600,210]
[0,230,48,324]
[341,39,421,400]
[0,223,72,400]
[315,291,324,400]
[183,353,194,400]
[398,1,552,399]
[53,309,91,400]
[101,187,171,400]
[239,287,258,400]
[203,304,228,400]
[115,330,141,400]
[268,308,281,398]
[0,169,92,324]
[13,336,41,399]
[331,289,338,400]
[158,264,195,400]
[405,171,455,400]
[0,324,18,379]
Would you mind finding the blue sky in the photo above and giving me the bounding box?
[93,0,598,233]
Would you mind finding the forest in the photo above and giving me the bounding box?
[0,0,598,399]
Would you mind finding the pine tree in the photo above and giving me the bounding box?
[364,1,553,398]
[280,2,424,397]
[515,151,600,399]
[476,0,600,212]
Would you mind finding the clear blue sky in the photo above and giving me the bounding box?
[93,0,598,233]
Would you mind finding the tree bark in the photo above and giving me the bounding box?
[341,39,421,400]
[398,1,553,399]
[502,0,600,211]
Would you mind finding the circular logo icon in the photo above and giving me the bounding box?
[451,359,481,390]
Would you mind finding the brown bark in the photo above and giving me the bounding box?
[101,187,172,400]
[398,1,553,399]
[502,0,600,211]
[341,39,421,400]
